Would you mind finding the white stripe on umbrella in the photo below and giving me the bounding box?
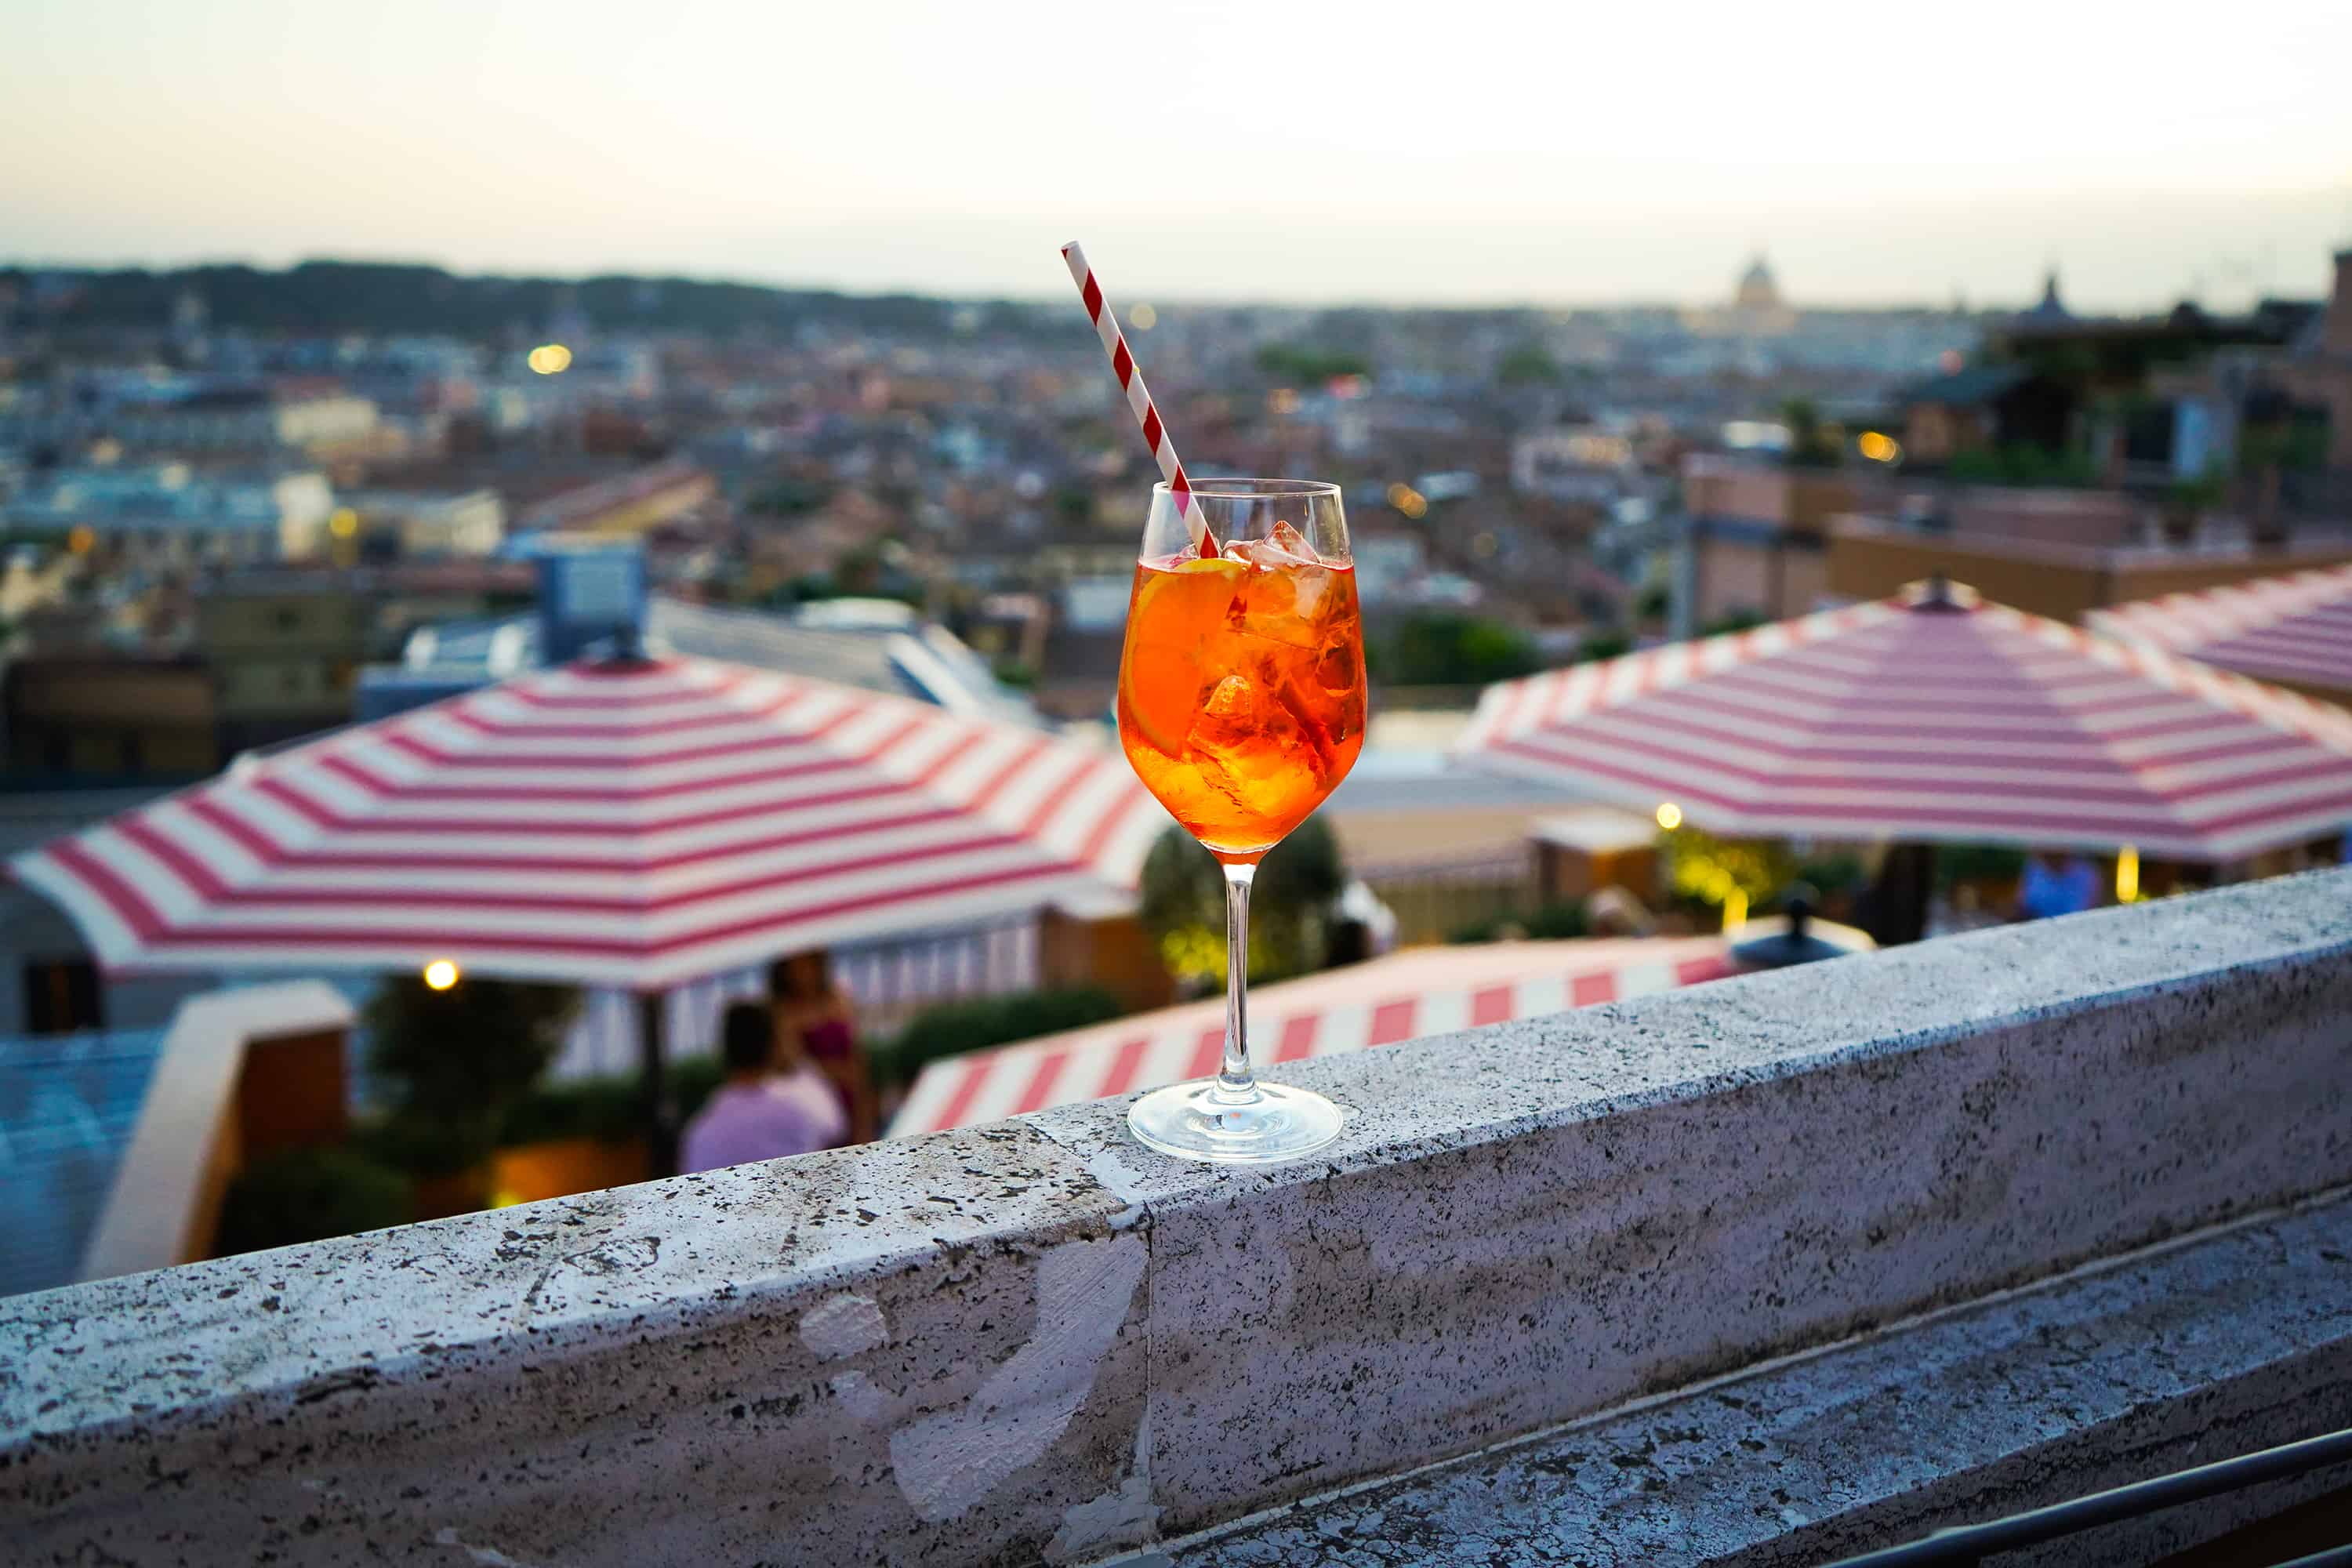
[12,655,1172,992]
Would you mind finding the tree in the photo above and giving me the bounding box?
[1575,632,1632,663]
[1139,818,1349,991]
[1254,343,1371,383]
[1051,486,1096,528]
[1496,343,1561,386]
[367,976,579,1181]
[217,1147,412,1256]
[1663,826,1795,926]
[1780,397,1841,469]
[1374,612,1543,688]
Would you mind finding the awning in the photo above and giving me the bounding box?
[891,937,1744,1136]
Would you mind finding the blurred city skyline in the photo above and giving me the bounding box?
[5,0,2350,312]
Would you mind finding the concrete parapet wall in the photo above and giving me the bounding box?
[5,870,2349,1566]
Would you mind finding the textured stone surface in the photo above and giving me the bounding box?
[1147,1192,2352,1568]
[1034,866,2352,1543]
[2,1123,1151,1566]
[4,868,2350,1566]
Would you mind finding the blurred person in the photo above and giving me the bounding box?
[2016,851,2101,922]
[679,1001,845,1174]
[770,950,877,1143]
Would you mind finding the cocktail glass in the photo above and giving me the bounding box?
[1116,478,1367,1162]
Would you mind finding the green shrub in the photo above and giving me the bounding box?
[1933,844,2027,890]
[1795,853,1868,895]
[1373,612,1543,687]
[671,1054,726,1123]
[1138,818,1347,987]
[873,988,1123,1088]
[1946,444,2098,488]
[1445,900,1588,945]
[216,1146,412,1257]
[1700,609,1766,637]
[497,1054,729,1147]
[499,1076,641,1146]
[1575,632,1632,663]
[366,976,579,1177]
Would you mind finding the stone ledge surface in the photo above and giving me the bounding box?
[3,868,2350,1566]
[1137,1192,2352,1568]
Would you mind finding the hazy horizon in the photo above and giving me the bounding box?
[6,0,2348,316]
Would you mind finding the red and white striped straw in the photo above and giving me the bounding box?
[1060,241,1215,555]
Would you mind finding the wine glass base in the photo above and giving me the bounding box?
[1127,1079,1343,1164]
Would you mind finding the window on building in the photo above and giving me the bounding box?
[24,956,103,1036]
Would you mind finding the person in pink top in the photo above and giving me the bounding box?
[680,1001,847,1174]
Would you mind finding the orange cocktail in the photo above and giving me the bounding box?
[1116,525,1366,858]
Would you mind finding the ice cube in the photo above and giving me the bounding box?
[1225,521,1318,570]
[1314,637,1359,696]
[1181,675,1262,809]
[1191,669,1319,791]
[1195,673,1258,744]
[1266,519,1319,563]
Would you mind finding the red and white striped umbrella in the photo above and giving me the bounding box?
[2087,563,2352,700]
[12,657,1171,990]
[891,937,1746,1136]
[1457,583,2352,862]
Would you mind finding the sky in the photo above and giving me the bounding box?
[5,0,2350,313]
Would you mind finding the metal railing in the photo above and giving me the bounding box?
[1822,1427,2352,1567]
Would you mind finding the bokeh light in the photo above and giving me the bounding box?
[527,343,573,375]
[1655,801,1683,831]
[423,959,461,991]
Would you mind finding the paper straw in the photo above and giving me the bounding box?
[1060,241,1215,554]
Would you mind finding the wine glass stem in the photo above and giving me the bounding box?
[1216,859,1258,1102]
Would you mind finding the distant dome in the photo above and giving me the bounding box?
[2024,268,2071,322]
[1735,256,1781,310]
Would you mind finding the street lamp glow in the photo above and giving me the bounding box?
[1654,801,1683,831]
[423,959,461,991]
[527,343,573,375]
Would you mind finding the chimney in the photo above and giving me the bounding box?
[2328,249,2352,358]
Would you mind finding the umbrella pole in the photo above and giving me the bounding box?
[1861,842,1938,946]
[638,990,679,1178]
